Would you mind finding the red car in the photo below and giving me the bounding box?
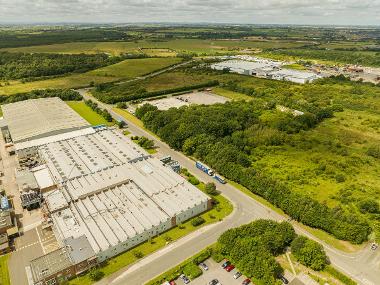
[225,264,235,272]
[169,281,176,285]
[242,278,251,285]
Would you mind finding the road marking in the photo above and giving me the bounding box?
[36,227,45,254]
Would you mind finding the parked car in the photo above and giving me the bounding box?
[221,260,231,268]
[180,274,190,284]
[209,279,221,285]
[225,264,235,272]
[199,262,209,271]
[371,243,378,250]
[233,272,242,279]
[242,278,251,285]
[278,274,289,284]
[170,281,176,285]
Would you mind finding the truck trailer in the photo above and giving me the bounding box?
[195,161,214,176]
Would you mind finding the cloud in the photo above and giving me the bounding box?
[0,0,379,25]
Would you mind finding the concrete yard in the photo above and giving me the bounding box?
[136,91,229,111]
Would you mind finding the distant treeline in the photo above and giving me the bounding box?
[0,89,82,104]
[0,29,129,49]
[135,100,371,244]
[93,80,219,104]
[0,52,124,80]
[268,48,380,67]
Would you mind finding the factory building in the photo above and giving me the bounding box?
[211,59,320,84]
[1,97,90,143]
[1,98,211,284]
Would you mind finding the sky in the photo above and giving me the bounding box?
[0,0,379,26]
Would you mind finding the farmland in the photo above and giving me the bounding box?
[0,57,181,95]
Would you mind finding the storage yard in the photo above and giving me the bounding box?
[0,97,211,285]
[211,57,321,84]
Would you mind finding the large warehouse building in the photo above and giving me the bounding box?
[211,59,320,84]
[2,97,90,143]
[1,98,211,285]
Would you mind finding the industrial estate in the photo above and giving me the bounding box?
[0,22,379,285]
[1,98,210,285]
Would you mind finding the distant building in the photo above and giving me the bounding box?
[268,69,320,84]
[210,59,321,84]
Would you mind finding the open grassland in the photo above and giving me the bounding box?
[251,109,380,208]
[0,57,181,95]
[2,38,312,55]
[0,254,10,285]
[68,183,232,285]
[66,101,114,126]
[212,87,253,101]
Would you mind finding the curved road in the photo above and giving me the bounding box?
[77,89,380,285]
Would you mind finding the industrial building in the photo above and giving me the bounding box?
[30,235,97,285]
[1,97,90,143]
[211,59,320,84]
[1,97,211,284]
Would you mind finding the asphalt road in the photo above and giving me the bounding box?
[78,90,380,285]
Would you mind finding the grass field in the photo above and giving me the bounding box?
[212,87,253,101]
[0,57,181,95]
[66,101,114,126]
[68,183,232,285]
[0,254,10,285]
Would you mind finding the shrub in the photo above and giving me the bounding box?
[89,269,105,281]
[205,182,218,195]
[132,250,144,259]
[191,216,205,227]
[188,176,200,185]
[183,263,202,280]
[358,199,380,214]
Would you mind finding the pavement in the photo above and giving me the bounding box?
[76,89,380,285]
[185,259,245,285]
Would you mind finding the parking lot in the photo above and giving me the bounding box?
[176,259,248,285]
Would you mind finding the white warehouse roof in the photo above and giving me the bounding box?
[1,97,90,143]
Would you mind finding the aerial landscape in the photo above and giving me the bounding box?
[0,1,379,285]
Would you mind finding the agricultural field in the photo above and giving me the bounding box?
[0,57,181,95]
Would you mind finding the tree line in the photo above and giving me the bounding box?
[93,80,219,104]
[0,89,82,104]
[84,99,113,122]
[0,51,124,80]
[135,100,371,244]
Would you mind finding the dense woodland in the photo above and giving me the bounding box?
[135,92,372,243]
[0,52,124,80]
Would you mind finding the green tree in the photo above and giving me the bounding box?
[205,182,218,195]
[291,236,327,271]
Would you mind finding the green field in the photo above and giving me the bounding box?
[66,101,114,126]
[0,57,181,95]
[0,254,10,285]
[68,182,232,285]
